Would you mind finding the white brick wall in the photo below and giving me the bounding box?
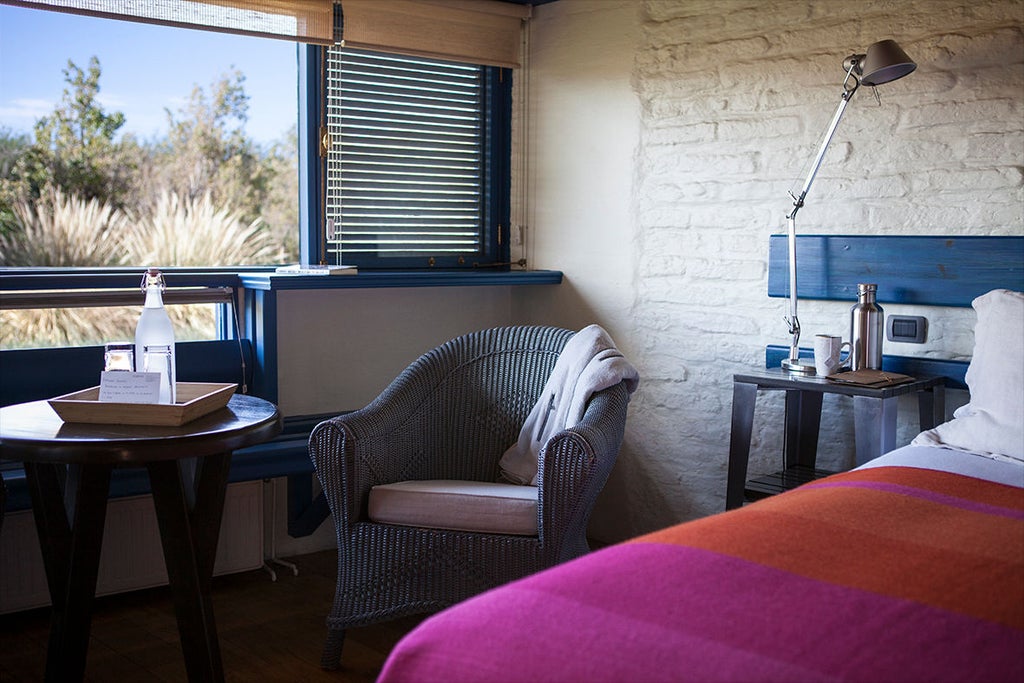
[521,0,1023,541]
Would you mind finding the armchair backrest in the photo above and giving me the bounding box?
[362,326,575,483]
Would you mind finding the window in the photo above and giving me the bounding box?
[1,2,519,351]
[306,47,512,270]
[0,5,299,349]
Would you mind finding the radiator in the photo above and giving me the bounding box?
[0,480,263,614]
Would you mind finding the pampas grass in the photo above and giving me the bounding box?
[127,191,284,267]
[0,186,129,267]
[2,189,283,349]
[0,306,138,349]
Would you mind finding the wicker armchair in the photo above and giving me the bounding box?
[308,326,632,669]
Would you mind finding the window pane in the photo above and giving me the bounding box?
[325,49,486,264]
[0,5,300,271]
[0,303,220,351]
[0,5,299,349]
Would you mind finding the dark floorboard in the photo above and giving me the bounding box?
[0,550,426,682]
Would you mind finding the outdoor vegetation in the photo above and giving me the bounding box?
[0,57,298,349]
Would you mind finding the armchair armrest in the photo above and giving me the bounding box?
[310,404,445,536]
[537,381,631,561]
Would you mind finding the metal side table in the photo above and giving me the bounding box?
[726,368,945,510]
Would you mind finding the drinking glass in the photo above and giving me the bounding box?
[103,342,135,372]
[143,344,175,404]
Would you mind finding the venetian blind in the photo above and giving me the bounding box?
[325,48,487,264]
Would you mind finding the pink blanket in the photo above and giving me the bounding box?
[378,462,1024,682]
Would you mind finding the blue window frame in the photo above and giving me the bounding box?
[299,46,512,270]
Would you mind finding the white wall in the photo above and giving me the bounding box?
[275,286,516,415]
[518,0,1023,542]
[511,0,640,342]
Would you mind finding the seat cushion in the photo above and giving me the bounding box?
[368,480,539,536]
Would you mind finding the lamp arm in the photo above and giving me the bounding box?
[782,64,861,372]
[787,70,861,222]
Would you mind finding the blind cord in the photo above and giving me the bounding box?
[228,292,248,395]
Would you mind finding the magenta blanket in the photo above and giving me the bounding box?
[377,465,1024,682]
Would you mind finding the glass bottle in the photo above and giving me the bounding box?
[135,268,176,403]
[850,283,883,371]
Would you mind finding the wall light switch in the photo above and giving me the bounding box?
[887,315,927,343]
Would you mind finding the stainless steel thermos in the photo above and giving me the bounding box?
[850,283,883,370]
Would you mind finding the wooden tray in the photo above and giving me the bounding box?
[48,382,237,426]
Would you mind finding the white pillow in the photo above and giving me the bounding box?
[912,289,1024,462]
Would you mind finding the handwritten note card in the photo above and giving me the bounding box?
[99,371,161,403]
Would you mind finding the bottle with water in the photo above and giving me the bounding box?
[135,268,176,403]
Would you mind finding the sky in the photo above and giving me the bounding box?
[0,5,298,145]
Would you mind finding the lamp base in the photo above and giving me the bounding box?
[781,357,816,374]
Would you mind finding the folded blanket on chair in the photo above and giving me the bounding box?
[499,324,639,485]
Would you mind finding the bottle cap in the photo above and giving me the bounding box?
[141,267,166,292]
[857,283,877,293]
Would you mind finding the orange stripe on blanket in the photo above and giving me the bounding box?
[633,468,1024,629]
[826,466,1024,511]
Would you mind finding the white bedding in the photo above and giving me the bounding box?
[858,291,1023,490]
[858,444,1024,488]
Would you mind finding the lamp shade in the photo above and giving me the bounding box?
[860,39,916,86]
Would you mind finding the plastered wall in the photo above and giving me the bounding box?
[275,287,516,415]
[518,0,1023,541]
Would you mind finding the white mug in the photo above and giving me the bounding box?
[814,334,851,376]
[103,341,134,372]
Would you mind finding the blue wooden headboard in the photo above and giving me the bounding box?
[765,235,1024,389]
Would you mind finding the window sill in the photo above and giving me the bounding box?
[0,268,562,295]
[237,269,563,291]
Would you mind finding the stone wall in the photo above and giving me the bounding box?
[521,0,1023,541]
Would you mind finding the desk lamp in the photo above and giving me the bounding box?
[781,39,916,373]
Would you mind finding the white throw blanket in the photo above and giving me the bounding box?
[499,324,639,485]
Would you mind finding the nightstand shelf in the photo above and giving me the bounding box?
[743,465,836,502]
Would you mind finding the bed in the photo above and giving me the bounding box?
[377,288,1023,683]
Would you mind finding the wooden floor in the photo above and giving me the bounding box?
[0,550,425,682]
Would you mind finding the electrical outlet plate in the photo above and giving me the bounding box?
[887,315,927,343]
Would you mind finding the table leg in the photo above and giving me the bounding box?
[23,462,112,682]
[1,470,6,534]
[783,390,823,469]
[853,395,898,466]
[918,384,946,431]
[726,381,758,510]
[147,452,232,683]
